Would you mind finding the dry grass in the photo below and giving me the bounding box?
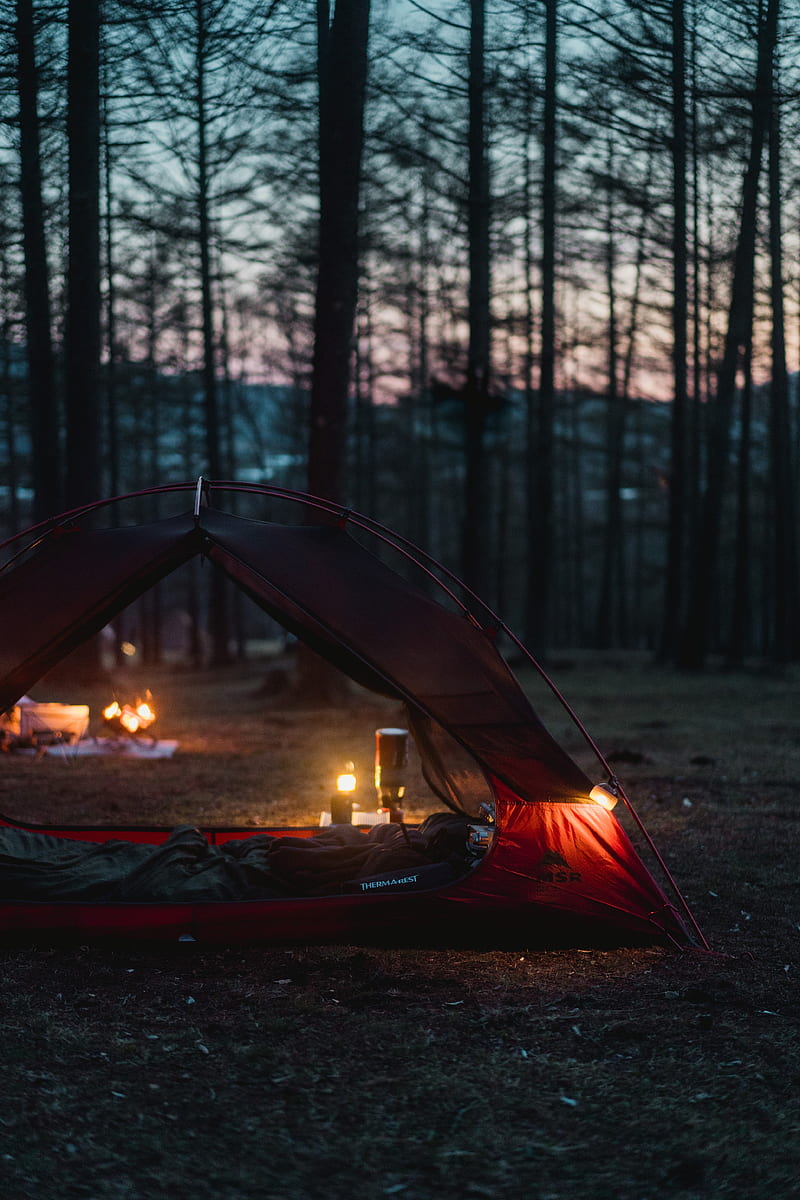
[0,654,798,1200]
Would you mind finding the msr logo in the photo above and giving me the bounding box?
[535,849,582,884]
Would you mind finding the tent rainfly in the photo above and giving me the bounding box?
[0,480,706,950]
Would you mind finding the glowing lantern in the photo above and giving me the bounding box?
[589,781,619,810]
[330,761,357,824]
[336,762,357,793]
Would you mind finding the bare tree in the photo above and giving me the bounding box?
[679,1,772,668]
[659,0,689,661]
[764,0,798,663]
[64,0,101,510]
[307,0,371,505]
[461,0,491,595]
[525,0,557,654]
[15,0,59,519]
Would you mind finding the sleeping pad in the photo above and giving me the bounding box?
[0,813,475,902]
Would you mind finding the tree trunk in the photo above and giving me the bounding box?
[728,340,753,666]
[196,0,220,482]
[195,0,230,666]
[688,23,705,632]
[678,3,771,669]
[408,172,432,556]
[1,252,21,532]
[526,0,556,656]
[619,150,652,647]
[64,0,101,511]
[354,277,377,519]
[48,0,104,687]
[765,0,797,663]
[290,0,370,708]
[461,0,491,596]
[595,136,623,649]
[307,0,371,506]
[101,85,119,499]
[660,0,689,661]
[15,0,60,520]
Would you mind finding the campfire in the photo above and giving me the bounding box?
[102,693,157,738]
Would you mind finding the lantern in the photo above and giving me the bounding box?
[331,761,357,824]
[589,781,619,810]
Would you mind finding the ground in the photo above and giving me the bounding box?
[0,655,797,1200]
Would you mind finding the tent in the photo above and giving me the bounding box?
[0,480,705,949]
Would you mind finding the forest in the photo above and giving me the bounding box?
[1,0,798,668]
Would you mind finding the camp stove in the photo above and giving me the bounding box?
[374,727,408,822]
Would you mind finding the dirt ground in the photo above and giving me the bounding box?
[0,655,797,1200]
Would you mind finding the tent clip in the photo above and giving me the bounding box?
[193,476,208,522]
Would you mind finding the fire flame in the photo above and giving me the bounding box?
[103,694,157,735]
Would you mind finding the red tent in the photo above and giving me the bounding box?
[0,481,704,949]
